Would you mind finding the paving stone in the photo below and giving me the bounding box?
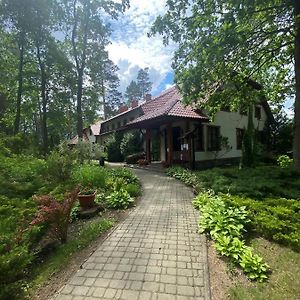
[121,289,140,300]
[53,169,210,300]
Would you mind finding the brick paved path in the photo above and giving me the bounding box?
[54,169,211,300]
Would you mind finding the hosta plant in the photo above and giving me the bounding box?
[106,189,134,209]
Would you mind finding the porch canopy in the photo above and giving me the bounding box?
[126,87,209,165]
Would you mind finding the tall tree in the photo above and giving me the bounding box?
[151,0,300,168]
[30,0,59,154]
[88,46,122,120]
[137,67,152,99]
[0,0,34,134]
[124,80,141,102]
[64,0,129,139]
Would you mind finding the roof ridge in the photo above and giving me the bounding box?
[144,85,177,104]
[164,95,181,116]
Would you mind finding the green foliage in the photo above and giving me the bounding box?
[221,194,300,251]
[167,166,199,187]
[106,189,134,209]
[0,195,37,299]
[168,166,300,250]
[120,131,143,158]
[124,183,141,198]
[0,154,47,198]
[108,167,139,184]
[46,143,77,182]
[71,165,107,190]
[106,132,124,162]
[151,0,300,168]
[75,141,104,162]
[195,193,269,281]
[277,155,293,168]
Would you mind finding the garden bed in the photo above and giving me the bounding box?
[0,148,141,300]
[166,165,300,300]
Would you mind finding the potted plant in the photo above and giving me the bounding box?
[71,165,106,209]
[77,186,96,208]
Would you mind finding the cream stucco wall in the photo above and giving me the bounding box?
[158,104,268,162]
[195,105,267,161]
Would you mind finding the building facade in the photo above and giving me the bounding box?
[97,86,272,169]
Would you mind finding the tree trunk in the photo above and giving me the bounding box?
[293,1,300,169]
[242,105,255,167]
[36,44,48,155]
[14,31,25,134]
[101,78,107,120]
[77,70,84,139]
[72,0,91,139]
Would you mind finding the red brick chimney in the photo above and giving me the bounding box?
[118,105,128,114]
[145,93,152,102]
[131,100,139,108]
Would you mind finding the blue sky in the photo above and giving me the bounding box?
[106,0,176,96]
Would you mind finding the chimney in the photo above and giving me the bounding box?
[131,100,139,108]
[118,105,128,114]
[145,93,152,102]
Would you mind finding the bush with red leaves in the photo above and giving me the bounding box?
[30,188,79,243]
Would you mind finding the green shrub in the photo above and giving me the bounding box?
[0,196,38,299]
[106,189,134,209]
[109,167,139,184]
[277,155,293,168]
[120,131,143,158]
[220,194,300,251]
[46,143,77,182]
[75,140,104,162]
[106,132,124,162]
[124,183,141,197]
[0,154,47,198]
[71,165,107,189]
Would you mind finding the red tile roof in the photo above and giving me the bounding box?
[128,86,208,125]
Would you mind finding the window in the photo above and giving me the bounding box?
[195,125,204,151]
[130,117,134,122]
[207,126,220,151]
[236,128,245,150]
[111,124,115,130]
[123,119,127,126]
[117,121,121,128]
[255,106,261,119]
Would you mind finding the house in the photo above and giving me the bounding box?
[68,120,102,147]
[97,86,273,169]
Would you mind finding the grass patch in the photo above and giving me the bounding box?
[28,217,114,296]
[229,238,300,300]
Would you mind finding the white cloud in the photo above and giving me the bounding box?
[106,0,176,96]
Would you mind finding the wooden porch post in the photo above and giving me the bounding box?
[145,129,151,163]
[167,123,173,165]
